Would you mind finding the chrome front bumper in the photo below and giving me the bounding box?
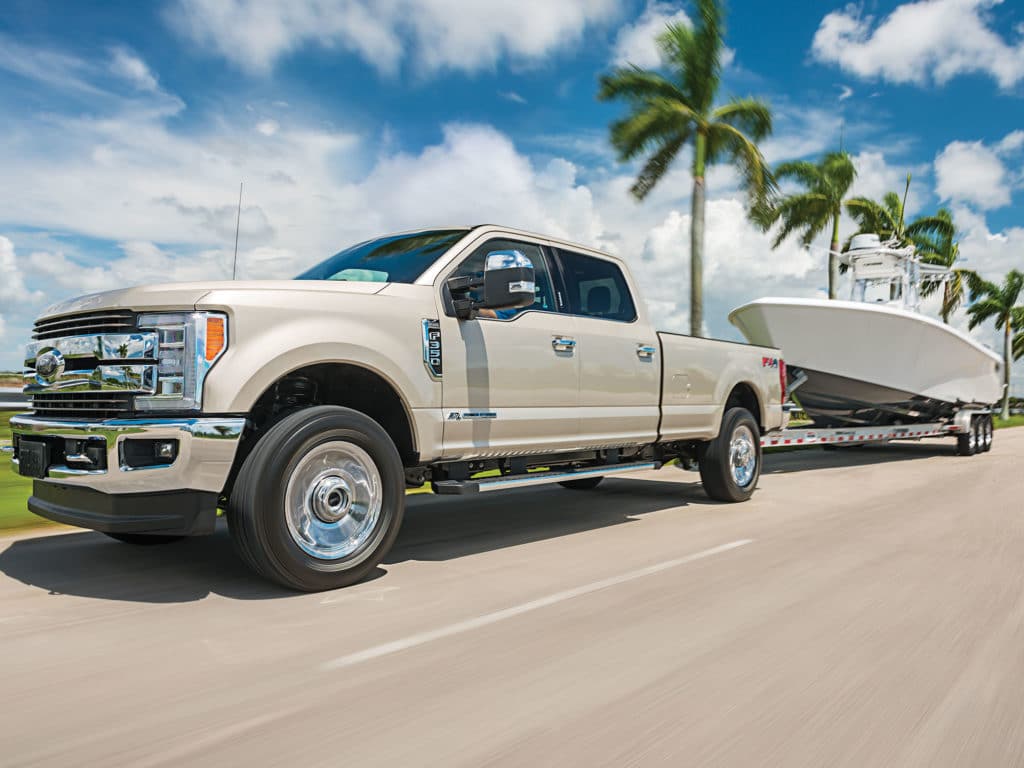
[10,414,246,495]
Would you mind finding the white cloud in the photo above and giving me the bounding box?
[838,85,854,102]
[256,119,280,136]
[611,1,690,68]
[109,47,159,92]
[499,91,527,105]
[166,0,620,76]
[610,2,735,71]
[934,131,1023,210]
[811,0,1024,88]
[0,237,44,304]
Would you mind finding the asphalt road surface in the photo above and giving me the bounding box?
[2,430,1023,767]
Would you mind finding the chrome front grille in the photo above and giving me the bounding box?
[31,392,135,418]
[33,311,136,341]
[26,310,152,418]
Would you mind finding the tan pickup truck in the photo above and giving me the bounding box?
[11,225,785,590]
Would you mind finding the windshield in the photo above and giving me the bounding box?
[296,229,468,283]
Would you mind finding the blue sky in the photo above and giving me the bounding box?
[0,0,1022,382]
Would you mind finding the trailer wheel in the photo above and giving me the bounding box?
[698,407,761,502]
[559,476,604,490]
[227,406,405,592]
[957,417,979,456]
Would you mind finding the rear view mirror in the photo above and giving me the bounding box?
[482,250,535,310]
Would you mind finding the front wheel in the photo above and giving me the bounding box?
[698,407,761,502]
[227,406,406,592]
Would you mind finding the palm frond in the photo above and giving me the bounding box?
[708,120,774,207]
[631,134,687,200]
[659,2,722,113]
[773,160,823,190]
[966,297,1005,330]
[608,100,691,162]
[711,97,772,141]
[820,151,856,194]
[966,271,999,301]
[598,66,689,105]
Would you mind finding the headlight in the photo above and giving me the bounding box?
[134,312,227,411]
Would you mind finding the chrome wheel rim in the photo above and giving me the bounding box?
[729,425,758,488]
[285,441,382,560]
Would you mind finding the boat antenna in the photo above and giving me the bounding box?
[898,172,911,239]
[232,181,243,280]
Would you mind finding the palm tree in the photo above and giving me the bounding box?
[966,270,1024,420]
[845,173,953,250]
[916,209,974,324]
[598,0,773,337]
[755,151,856,299]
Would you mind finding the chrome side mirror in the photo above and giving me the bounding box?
[481,250,535,310]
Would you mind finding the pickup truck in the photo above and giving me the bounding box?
[11,225,785,591]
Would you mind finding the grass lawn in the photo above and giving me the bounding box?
[995,414,1024,429]
[0,412,51,532]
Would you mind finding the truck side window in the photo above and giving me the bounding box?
[557,249,637,322]
[450,240,556,318]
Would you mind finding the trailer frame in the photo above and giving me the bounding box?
[762,407,995,457]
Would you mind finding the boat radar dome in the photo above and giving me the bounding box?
[848,233,882,251]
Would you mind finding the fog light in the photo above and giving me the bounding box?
[122,438,179,468]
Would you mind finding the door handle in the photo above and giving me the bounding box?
[552,337,576,352]
[637,344,657,358]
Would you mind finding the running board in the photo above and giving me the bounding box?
[432,461,660,495]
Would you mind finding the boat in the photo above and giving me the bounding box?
[728,234,1004,427]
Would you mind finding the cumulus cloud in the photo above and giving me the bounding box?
[0,237,44,304]
[166,0,619,76]
[611,1,691,68]
[811,0,1024,88]
[934,131,1023,210]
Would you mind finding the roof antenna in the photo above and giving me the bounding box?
[231,181,243,280]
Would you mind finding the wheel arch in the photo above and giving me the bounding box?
[725,381,765,433]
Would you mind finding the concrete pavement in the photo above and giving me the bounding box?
[1,430,1022,766]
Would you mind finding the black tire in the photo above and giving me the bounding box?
[227,406,405,592]
[558,476,604,490]
[982,415,994,452]
[698,407,761,502]
[104,533,186,545]
[957,417,978,456]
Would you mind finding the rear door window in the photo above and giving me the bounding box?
[556,249,637,322]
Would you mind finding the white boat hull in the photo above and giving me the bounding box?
[729,298,1003,425]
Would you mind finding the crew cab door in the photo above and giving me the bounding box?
[553,248,660,447]
[436,237,580,459]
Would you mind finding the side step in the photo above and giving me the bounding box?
[432,461,660,495]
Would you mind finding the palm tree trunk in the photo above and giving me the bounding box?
[690,132,706,337]
[829,215,840,300]
[1003,317,1012,420]
[941,282,951,324]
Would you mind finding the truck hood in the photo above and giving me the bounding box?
[40,280,388,320]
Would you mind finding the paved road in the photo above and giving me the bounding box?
[2,431,1023,767]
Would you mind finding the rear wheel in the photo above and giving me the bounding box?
[957,416,979,456]
[559,476,604,490]
[104,533,186,545]
[698,407,761,502]
[982,415,994,452]
[228,406,405,592]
